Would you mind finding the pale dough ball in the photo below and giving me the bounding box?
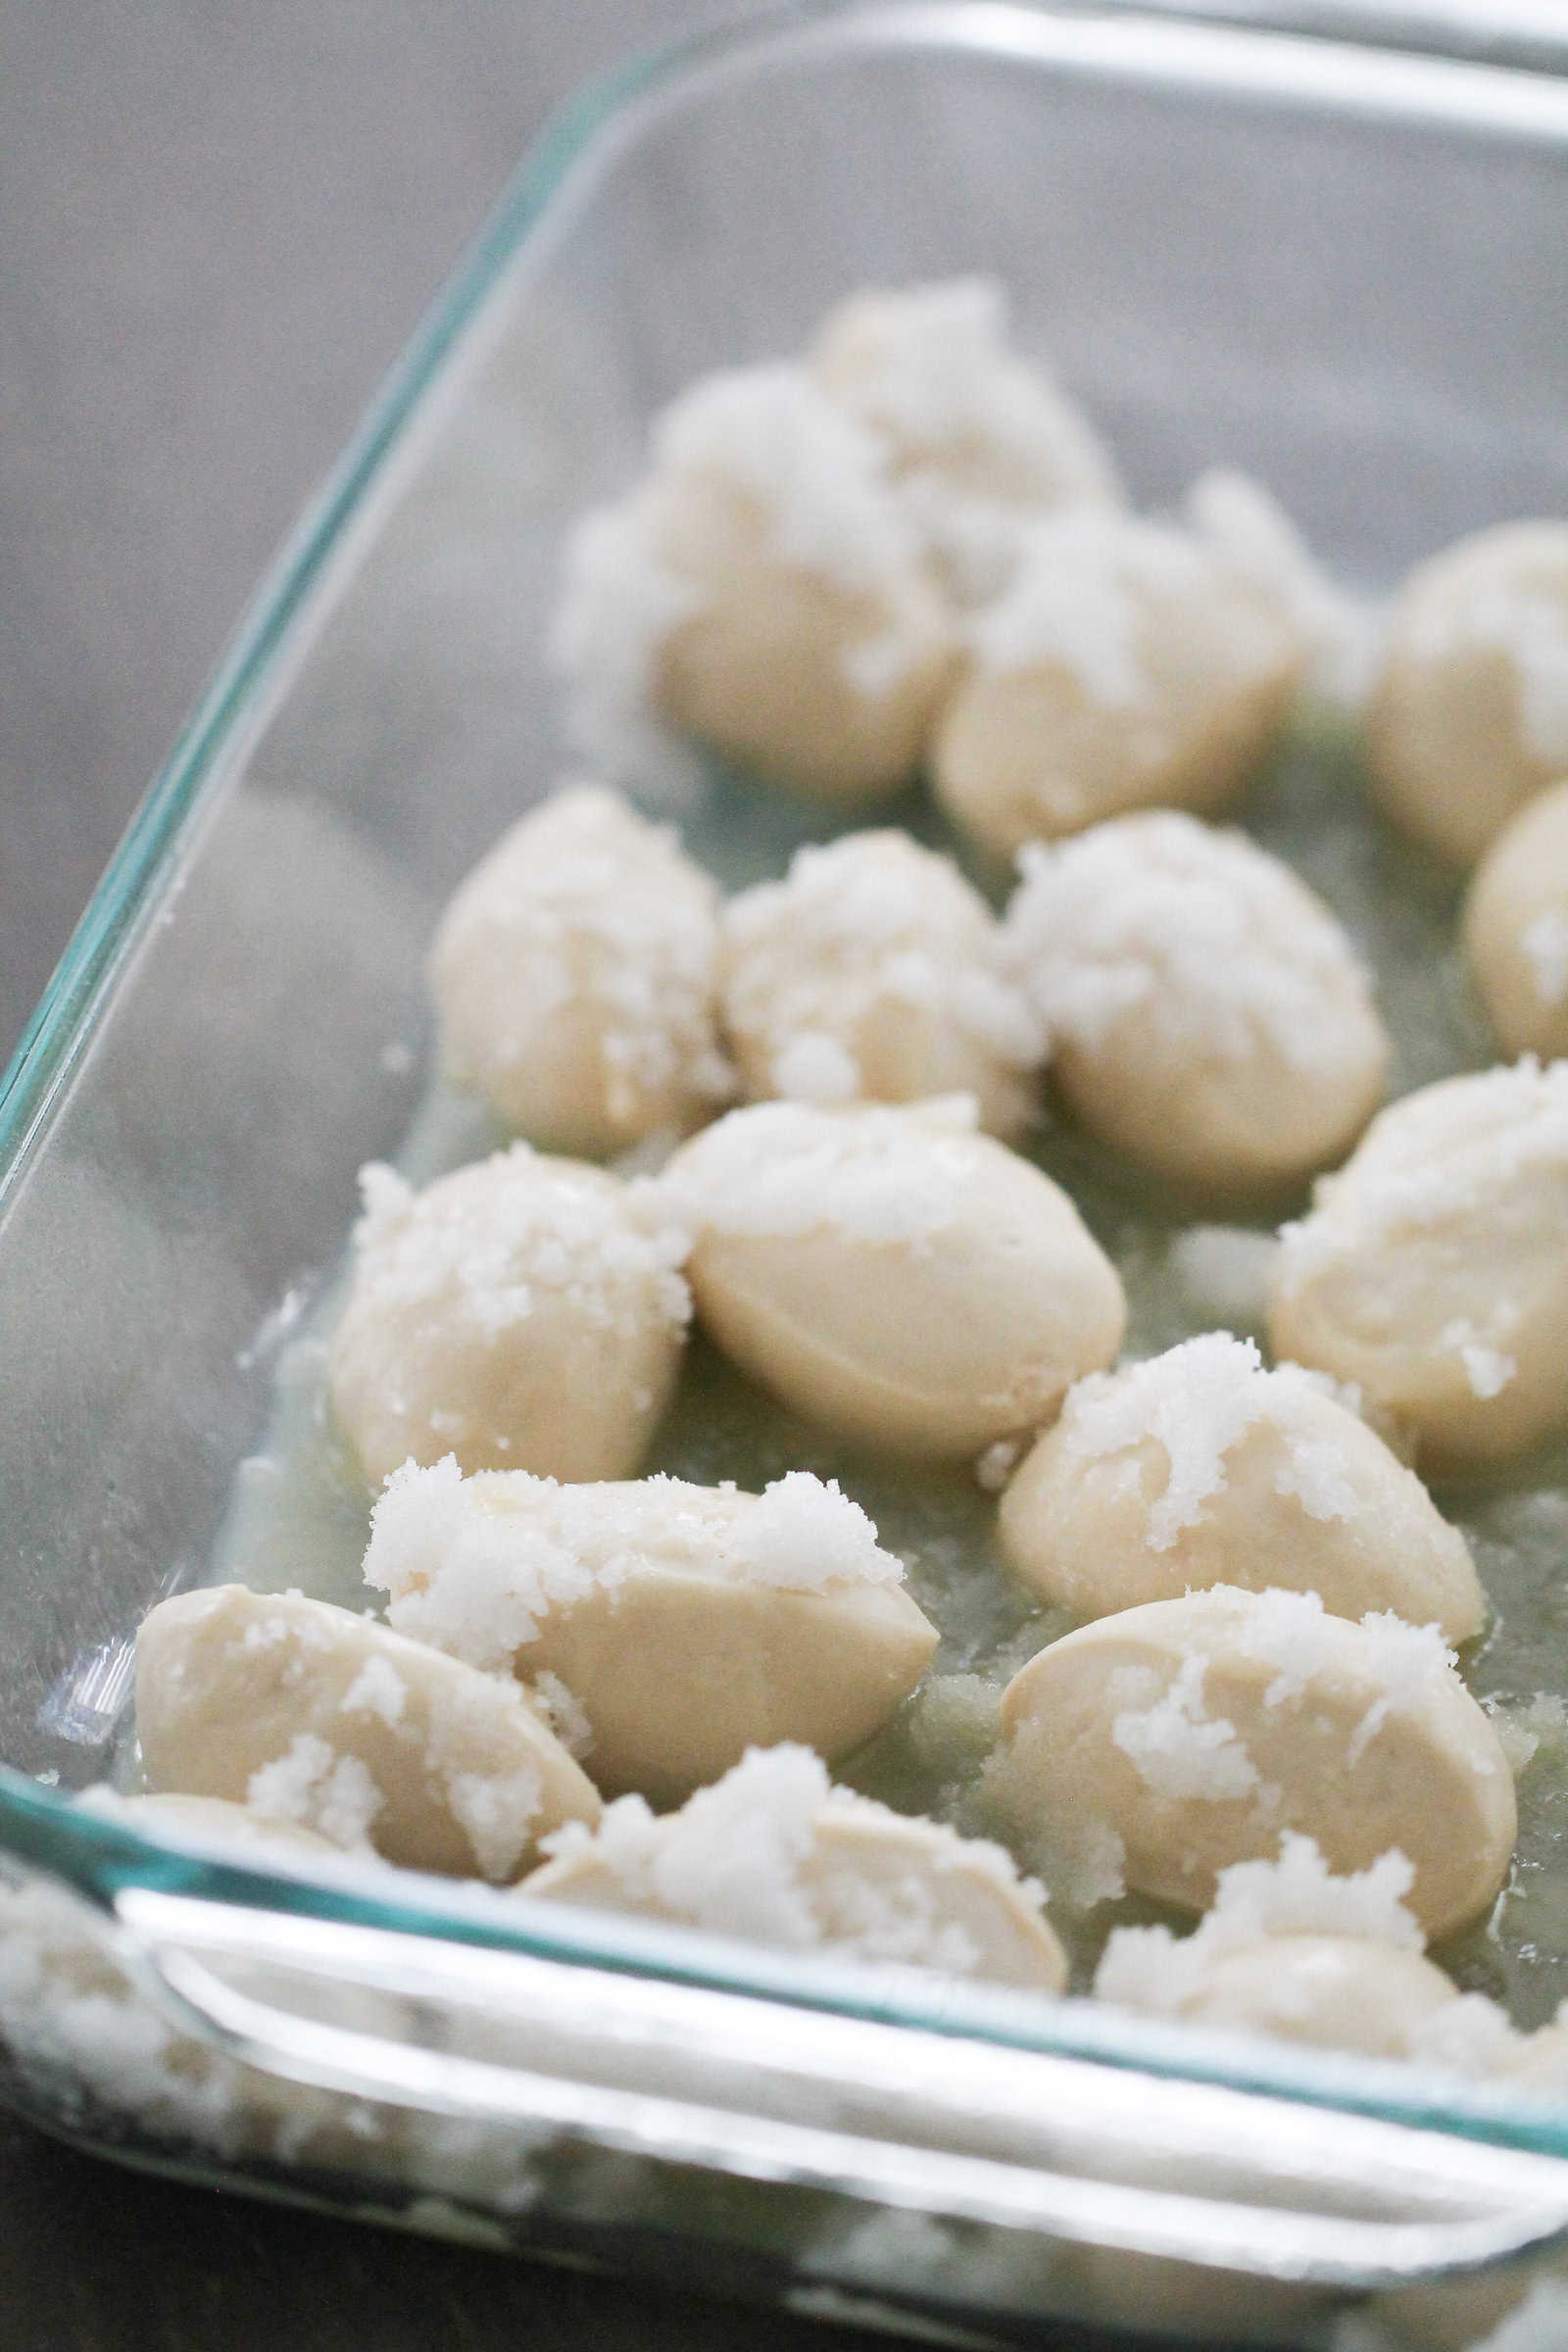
[135,1586,601,1883]
[1004,811,1389,1195]
[1268,1058,1568,1469]
[551,364,956,802]
[364,1458,938,1805]
[428,782,731,1156]
[520,1743,1067,1993]
[930,510,1303,857]
[719,829,1045,1139]
[662,1096,1125,1457]
[328,1145,692,1486]
[1000,1333,1484,1640]
[1463,778,1568,1058]
[993,1585,1515,1939]
[809,276,1121,606]
[1365,522,1568,866]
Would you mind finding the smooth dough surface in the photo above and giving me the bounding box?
[520,1742,1067,1993]
[662,1097,1125,1456]
[1268,1058,1568,1469]
[363,1460,938,1806]
[428,782,731,1156]
[1365,522,1568,866]
[993,1586,1515,1938]
[328,1144,692,1486]
[1004,811,1389,1194]
[719,829,1043,1138]
[931,510,1302,858]
[1463,779,1568,1060]
[1000,1334,1484,1640]
[135,1586,601,1882]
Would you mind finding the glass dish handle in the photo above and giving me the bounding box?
[113,1885,1568,2289]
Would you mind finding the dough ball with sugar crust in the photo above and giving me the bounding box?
[719,829,1044,1139]
[1095,1837,1463,2060]
[135,1585,601,1883]
[993,1586,1514,1939]
[363,1460,938,1805]
[551,365,956,802]
[1004,811,1389,1196]
[521,1743,1067,1993]
[328,1146,692,1487]
[1268,1058,1568,1469]
[428,783,732,1156]
[809,276,1121,607]
[1000,1334,1484,1640]
[1463,779,1568,1059]
[931,510,1303,858]
[1365,523,1568,866]
[661,1096,1125,1457]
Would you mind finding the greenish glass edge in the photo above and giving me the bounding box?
[0,0,1565,2164]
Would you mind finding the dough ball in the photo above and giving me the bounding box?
[662,1096,1125,1456]
[1004,810,1390,1195]
[1463,778,1568,1058]
[551,364,956,802]
[135,1585,601,1883]
[1000,1333,1484,1640]
[78,1788,340,1857]
[930,510,1303,858]
[1268,1058,1568,1469]
[428,782,731,1156]
[328,1145,692,1486]
[1365,522,1568,866]
[719,828,1045,1139]
[364,1458,938,1805]
[809,276,1121,606]
[521,1743,1067,1993]
[993,1586,1515,1939]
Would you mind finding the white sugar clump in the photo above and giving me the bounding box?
[1110,1650,1260,1802]
[658,1094,981,1249]
[1004,811,1389,1194]
[1366,521,1568,866]
[428,783,733,1158]
[328,1144,692,1487]
[245,1736,385,1848]
[809,277,1121,605]
[365,1456,906,1676]
[931,509,1302,858]
[1184,467,1383,717]
[719,830,1045,1140]
[525,1742,1068,1991]
[552,363,955,804]
[364,1458,933,1806]
[1269,1057,1568,1469]
[1095,1832,1423,2017]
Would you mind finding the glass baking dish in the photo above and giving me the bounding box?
[6,4,1568,2343]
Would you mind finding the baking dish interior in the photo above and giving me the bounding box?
[4,0,1568,2252]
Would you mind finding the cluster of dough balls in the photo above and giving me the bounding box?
[551,277,1312,839]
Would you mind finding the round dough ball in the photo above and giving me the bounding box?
[662,1096,1125,1457]
[521,1743,1067,1993]
[1268,1058,1568,1469]
[135,1585,601,1883]
[328,1145,692,1486]
[1463,779,1568,1058]
[809,276,1121,606]
[930,510,1303,857]
[365,1458,938,1806]
[1000,1333,1484,1640]
[719,829,1044,1139]
[994,1586,1515,1939]
[428,782,731,1156]
[551,364,956,802]
[1365,522,1568,866]
[1004,811,1389,1195]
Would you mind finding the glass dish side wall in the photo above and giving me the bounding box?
[2,8,1568,2343]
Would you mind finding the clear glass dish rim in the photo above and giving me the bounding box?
[4,0,1568,2156]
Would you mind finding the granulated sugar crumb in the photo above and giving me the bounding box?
[725,1472,903,1589]
[246,1736,385,1850]
[530,1670,595,1761]
[1110,1651,1260,1802]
